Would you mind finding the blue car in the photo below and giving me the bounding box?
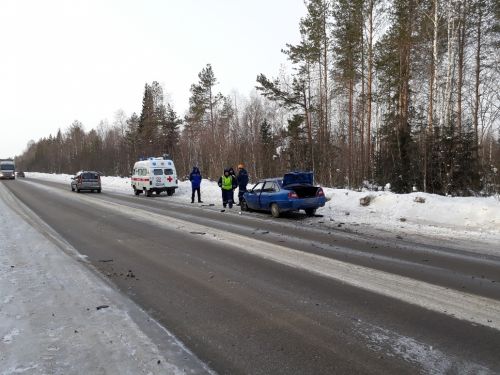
[241,172,326,218]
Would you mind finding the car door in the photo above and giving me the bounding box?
[153,168,164,188]
[258,181,275,210]
[245,182,264,209]
[138,168,146,189]
[71,174,77,190]
[164,168,175,186]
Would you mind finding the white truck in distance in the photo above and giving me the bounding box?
[0,160,15,180]
[131,157,178,197]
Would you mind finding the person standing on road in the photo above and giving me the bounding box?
[189,166,203,203]
[236,163,249,206]
[218,168,237,209]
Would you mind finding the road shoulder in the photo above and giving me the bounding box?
[0,183,212,374]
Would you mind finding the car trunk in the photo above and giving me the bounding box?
[282,172,318,198]
[287,185,320,198]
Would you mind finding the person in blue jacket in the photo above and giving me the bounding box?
[189,166,203,203]
[236,163,249,206]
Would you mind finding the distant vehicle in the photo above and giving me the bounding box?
[131,156,178,197]
[71,171,102,193]
[16,171,25,178]
[241,172,326,218]
[0,160,15,180]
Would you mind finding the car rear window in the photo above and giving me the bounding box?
[153,169,163,175]
[164,168,173,175]
[82,173,99,179]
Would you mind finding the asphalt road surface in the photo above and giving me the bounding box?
[2,178,500,374]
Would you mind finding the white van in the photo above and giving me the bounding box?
[131,157,178,197]
[0,160,15,180]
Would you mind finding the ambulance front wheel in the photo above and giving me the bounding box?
[167,189,174,196]
[146,189,153,197]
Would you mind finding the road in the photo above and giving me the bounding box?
[2,178,500,374]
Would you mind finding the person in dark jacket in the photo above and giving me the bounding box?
[228,167,237,179]
[236,163,249,205]
[189,166,203,203]
[217,168,238,209]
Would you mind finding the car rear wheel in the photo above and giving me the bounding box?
[305,208,316,216]
[97,189,101,193]
[270,203,280,218]
[71,186,75,192]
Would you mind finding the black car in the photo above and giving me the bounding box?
[16,171,25,178]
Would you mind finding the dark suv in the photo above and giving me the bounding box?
[71,171,102,193]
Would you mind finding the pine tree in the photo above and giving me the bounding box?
[160,103,181,156]
[332,0,364,187]
[185,64,225,177]
[138,83,156,156]
[374,0,417,193]
[187,64,222,131]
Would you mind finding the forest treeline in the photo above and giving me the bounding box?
[16,0,499,195]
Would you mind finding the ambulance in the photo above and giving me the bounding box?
[131,156,178,197]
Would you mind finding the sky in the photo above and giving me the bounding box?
[0,0,304,158]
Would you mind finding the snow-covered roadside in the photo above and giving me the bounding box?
[26,172,500,247]
[0,184,211,375]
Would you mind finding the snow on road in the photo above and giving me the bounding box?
[0,183,212,375]
[26,172,500,249]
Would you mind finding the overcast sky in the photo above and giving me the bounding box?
[0,0,304,158]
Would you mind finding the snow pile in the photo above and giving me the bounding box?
[25,172,500,244]
[325,188,500,235]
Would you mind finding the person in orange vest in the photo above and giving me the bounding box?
[217,168,238,209]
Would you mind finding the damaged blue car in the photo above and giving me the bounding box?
[241,172,326,218]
